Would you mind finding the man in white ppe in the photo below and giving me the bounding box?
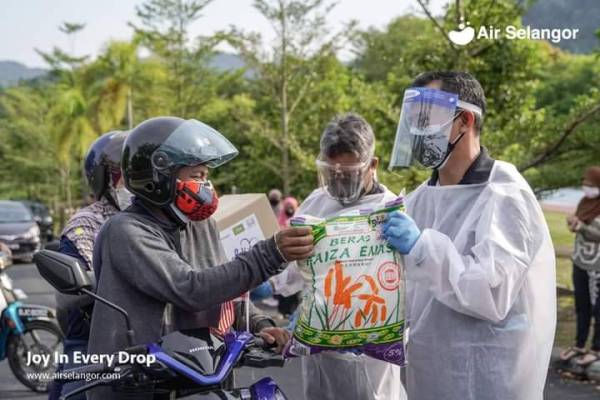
[383,71,556,400]
[273,113,406,400]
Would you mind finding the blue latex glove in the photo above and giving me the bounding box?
[382,211,421,255]
[250,281,274,301]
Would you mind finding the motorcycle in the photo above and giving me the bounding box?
[34,249,289,400]
[0,249,63,391]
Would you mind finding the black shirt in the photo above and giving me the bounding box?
[428,147,495,186]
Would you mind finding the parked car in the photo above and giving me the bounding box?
[20,201,54,242]
[0,201,41,262]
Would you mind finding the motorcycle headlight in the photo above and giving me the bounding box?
[21,225,40,241]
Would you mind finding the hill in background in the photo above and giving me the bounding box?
[1,0,598,87]
[524,0,600,53]
[0,60,46,87]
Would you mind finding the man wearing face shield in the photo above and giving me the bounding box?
[271,113,406,400]
[383,72,556,400]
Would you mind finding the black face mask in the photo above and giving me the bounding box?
[269,198,280,207]
[285,209,295,217]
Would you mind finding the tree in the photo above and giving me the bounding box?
[59,21,85,55]
[84,40,167,129]
[223,0,356,195]
[130,0,214,116]
[206,52,399,199]
[353,0,600,192]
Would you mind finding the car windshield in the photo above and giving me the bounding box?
[22,202,49,218]
[0,203,33,223]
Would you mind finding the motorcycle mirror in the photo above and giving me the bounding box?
[34,249,137,346]
[34,250,93,294]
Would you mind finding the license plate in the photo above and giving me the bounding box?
[17,307,51,318]
[8,244,19,250]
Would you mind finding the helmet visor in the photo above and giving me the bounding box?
[152,119,239,171]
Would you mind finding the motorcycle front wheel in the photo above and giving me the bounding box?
[7,319,63,392]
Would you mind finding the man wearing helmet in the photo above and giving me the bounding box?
[87,117,313,398]
[50,130,130,400]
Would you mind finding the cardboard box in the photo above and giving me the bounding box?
[213,194,280,260]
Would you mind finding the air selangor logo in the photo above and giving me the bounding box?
[449,21,476,45]
[448,22,580,46]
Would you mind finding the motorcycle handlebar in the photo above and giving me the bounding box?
[251,337,277,350]
[241,337,286,368]
[124,344,148,354]
[62,361,109,376]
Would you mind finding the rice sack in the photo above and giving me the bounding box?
[285,198,406,366]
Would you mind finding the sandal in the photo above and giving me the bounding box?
[574,350,600,366]
[559,346,586,361]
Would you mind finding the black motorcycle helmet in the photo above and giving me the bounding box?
[84,131,128,208]
[122,116,238,207]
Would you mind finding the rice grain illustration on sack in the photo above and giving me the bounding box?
[285,197,406,365]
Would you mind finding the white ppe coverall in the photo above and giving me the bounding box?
[274,185,407,400]
[404,160,556,400]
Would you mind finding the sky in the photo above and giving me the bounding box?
[0,0,448,68]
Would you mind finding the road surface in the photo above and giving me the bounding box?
[1,263,598,399]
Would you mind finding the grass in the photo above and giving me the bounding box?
[556,296,576,349]
[556,257,573,291]
[545,210,576,251]
[543,209,577,349]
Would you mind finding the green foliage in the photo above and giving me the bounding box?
[0,84,80,205]
[354,0,600,193]
[130,0,216,116]
[544,210,575,250]
[1,0,599,231]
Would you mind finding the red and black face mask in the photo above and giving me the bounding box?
[175,179,219,221]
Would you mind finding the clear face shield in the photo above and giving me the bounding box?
[316,157,373,205]
[388,87,482,169]
[151,119,239,173]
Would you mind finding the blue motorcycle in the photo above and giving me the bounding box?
[34,250,289,400]
[0,249,63,392]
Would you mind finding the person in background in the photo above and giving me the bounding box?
[560,166,600,365]
[268,189,282,216]
[49,131,129,400]
[277,197,299,228]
